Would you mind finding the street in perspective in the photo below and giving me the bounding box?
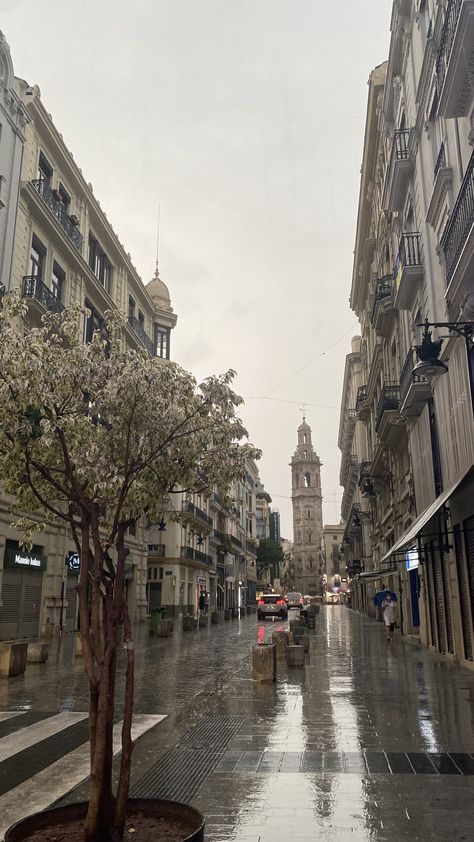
[1,1,474,841]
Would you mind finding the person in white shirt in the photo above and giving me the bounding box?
[382,594,396,641]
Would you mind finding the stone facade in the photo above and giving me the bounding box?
[290,419,323,595]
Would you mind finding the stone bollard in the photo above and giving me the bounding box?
[199,614,208,628]
[74,635,83,657]
[239,606,246,618]
[252,643,276,682]
[272,630,289,658]
[307,615,316,630]
[303,633,310,652]
[210,610,221,624]
[224,608,232,621]
[27,641,49,663]
[157,620,170,637]
[232,608,240,619]
[166,619,174,634]
[286,644,305,668]
[293,631,305,646]
[183,615,197,631]
[289,617,304,633]
[0,641,28,677]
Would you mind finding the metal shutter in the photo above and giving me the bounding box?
[0,571,22,639]
[432,543,448,654]
[464,515,474,640]
[21,574,41,638]
[454,524,473,660]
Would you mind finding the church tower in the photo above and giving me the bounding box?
[290,418,323,595]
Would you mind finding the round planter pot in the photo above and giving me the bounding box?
[5,798,205,842]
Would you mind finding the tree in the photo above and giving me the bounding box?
[256,537,283,583]
[0,293,259,842]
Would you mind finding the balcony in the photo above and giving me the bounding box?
[442,148,474,289]
[31,180,83,253]
[384,129,414,212]
[375,383,404,446]
[370,276,394,335]
[399,348,432,417]
[393,233,423,310]
[436,0,474,118]
[182,500,213,529]
[180,546,212,566]
[148,544,165,557]
[127,316,155,356]
[231,534,243,550]
[210,492,231,513]
[246,539,258,557]
[22,275,64,314]
[355,385,370,422]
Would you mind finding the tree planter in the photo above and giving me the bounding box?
[0,641,28,677]
[4,799,205,842]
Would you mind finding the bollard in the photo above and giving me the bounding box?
[307,615,316,630]
[224,609,232,621]
[289,617,305,633]
[232,607,240,619]
[211,610,222,624]
[157,620,170,637]
[0,641,28,677]
[239,606,246,618]
[252,643,276,682]
[272,630,289,658]
[286,644,305,667]
[74,635,83,657]
[199,614,208,628]
[303,633,310,652]
[166,619,174,634]
[293,631,305,646]
[27,641,49,663]
[183,615,197,631]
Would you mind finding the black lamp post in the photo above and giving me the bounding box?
[413,319,474,416]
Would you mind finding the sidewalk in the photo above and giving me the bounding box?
[1,608,474,841]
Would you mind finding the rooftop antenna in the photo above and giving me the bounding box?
[300,403,306,422]
[155,205,160,279]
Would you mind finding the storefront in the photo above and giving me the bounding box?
[65,551,80,633]
[0,540,47,640]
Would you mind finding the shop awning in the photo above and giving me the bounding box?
[379,465,474,565]
[356,569,397,583]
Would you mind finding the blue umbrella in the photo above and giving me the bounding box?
[374,589,397,607]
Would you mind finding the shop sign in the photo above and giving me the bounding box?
[4,543,46,571]
[406,547,419,571]
[197,576,206,584]
[66,551,80,573]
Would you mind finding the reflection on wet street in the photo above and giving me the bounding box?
[2,607,474,840]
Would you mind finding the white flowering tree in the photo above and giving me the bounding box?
[0,293,259,842]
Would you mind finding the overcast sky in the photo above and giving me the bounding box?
[3,0,392,537]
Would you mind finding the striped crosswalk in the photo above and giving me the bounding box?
[0,710,166,840]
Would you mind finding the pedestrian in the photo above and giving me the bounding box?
[204,592,209,614]
[382,593,396,641]
[198,590,206,616]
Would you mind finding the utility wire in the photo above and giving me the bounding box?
[244,396,338,410]
[264,325,356,398]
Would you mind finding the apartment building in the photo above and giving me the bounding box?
[0,43,177,639]
[340,0,474,667]
[146,460,260,616]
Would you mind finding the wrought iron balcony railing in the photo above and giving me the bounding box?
[355,386,367,412]
[231,534,243,550]
[31,180,83,253]
[436,0,462,98]
[375,383,400,433]
[392,129,410,161]
[147,544,165,557]
[399,347,431,411]
[442,148,474,284]
[127,316,155,356]
[182,499,213,528]
[180,546,213,565]
[22,275,64,313]
[246,539,258,556]
[371,276,393,324]
[434,143,447,179]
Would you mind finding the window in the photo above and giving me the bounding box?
[155,324,170,359]
[128,520,137,536]
[51,261,65,301]
[304,472,311,488]
[308,531,312,544]
[88,234,112,292]
[138,310,145,328]
[57,183,70,209]
[84,299,104,343]
[38,151,53,184]
[30,235,46,278]
[128,296,135,320]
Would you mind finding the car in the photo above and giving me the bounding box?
[286,591,303,609]
[257,594,288,620]
[325,592,340,605]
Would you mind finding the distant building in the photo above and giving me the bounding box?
[321,525,345,587]
[290,418,323,595]
[255,480,272,539]
[269,510,281,544]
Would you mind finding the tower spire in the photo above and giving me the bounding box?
[154,205,160,279]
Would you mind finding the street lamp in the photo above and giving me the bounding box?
[413,319,474,413]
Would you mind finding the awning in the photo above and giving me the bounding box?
[379,465,474,564]
[356,569,397,583]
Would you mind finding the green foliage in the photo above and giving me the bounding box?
[257,537,283,566]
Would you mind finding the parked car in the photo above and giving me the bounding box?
[257,594,288,620]
[286,591,303,609]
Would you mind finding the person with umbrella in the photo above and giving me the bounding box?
[374,588,397,642]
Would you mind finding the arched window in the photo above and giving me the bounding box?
[304,473,311,488]
[303,433,307,444]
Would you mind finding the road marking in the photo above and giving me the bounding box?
[0,712,88,762]
[0,713,166,841]
[0,711,28,723]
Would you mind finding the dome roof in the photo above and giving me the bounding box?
[298,418,311,432]
[146,267,171,309]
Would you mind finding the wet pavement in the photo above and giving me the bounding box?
[1,607,474,840]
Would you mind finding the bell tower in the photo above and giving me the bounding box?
[290,418,323,595]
